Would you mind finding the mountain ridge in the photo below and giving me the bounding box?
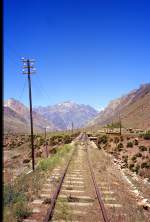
[4,99,98,132]
[4,98,57,133]
[33,101,98,130]
[87,83,150,129]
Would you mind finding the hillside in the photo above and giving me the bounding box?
[4,99,56,133]
[87,83,150,129]
[3,106,29,133]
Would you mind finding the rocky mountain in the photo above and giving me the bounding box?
[34,101,98,130]
[87,83,150,130]
[4,99,98,133]
[4,98,56,133]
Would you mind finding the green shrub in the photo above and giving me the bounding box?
[134,164,140,174]
[14,201,31,221]
[139,146,147,152]
[48,134,72,146]
[129,163,134,170]
[35,137,45,146]
[134,139,139,145]
[117,143,124,148]
[4,184,26,206]
[3,184,31,222]
[135,152,142,158]
[14,170,46,199]
[117,143,124,151]
[120,136,124,142]
[122,155,128,163]
[141,162,149,169]
[114,137,120,144]
[131,156,137,162]
[97,135,108,144]
[101,135,108,144]
[97,145,101,149]
[38,144,72,171]
[143,132,150,140]
[127,142,133,148]
[49,136,58,146]
[63,135,72,144]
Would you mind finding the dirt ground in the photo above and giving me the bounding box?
[89,141,150,222]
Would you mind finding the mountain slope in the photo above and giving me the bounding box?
[88,83,150,129]
[34,101,98,130]
[4,98,56,133]
[4,99,98,133]
[3,106,30,133]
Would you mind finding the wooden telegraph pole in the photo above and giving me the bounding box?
[21,58,36,171]
[119,112,122,135]
[71,122,74,134]
[45,127,49,158]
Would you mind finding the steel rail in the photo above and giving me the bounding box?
[87,146,110,222]
[43,147,76,222]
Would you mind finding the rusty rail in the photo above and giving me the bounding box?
[43,147,76,222]
[87,147,110,222]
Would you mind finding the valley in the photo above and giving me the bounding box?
[3,84,150,222]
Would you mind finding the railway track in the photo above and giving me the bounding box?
[42,133,109,222]
[23,133,149,222]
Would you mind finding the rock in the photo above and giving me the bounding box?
[143,178,149,184]
[138,199,150,210]
[36,150,43,157]
[121,163,127,169]
[23,158,30,164]
[12,154,21,159]
[43,198,51,204]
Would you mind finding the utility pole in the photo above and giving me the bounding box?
[112,118,114,132]
[119,112,122,135]
[45,127,49,158]
[21,58,36,171]
[71,122,74,134]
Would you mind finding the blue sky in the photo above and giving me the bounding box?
[4,0,150,110]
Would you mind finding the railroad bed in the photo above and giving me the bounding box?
[23,133,149,222]
[51,144,106,222]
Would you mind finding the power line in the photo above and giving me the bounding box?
[18,78,27,101]
[32,77,48,101]
[35,74,52,101]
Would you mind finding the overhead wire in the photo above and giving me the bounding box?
[18,77,27,102]
[34,74,52,102]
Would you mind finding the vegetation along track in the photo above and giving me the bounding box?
[23,133,149,222]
